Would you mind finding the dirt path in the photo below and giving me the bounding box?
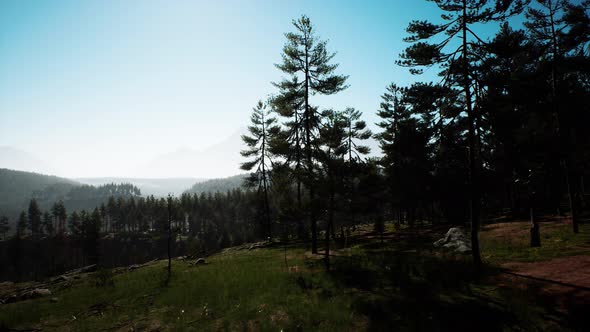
[501,255,590,303]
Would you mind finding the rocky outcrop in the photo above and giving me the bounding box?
[433,227,472,254]
[3,288,52,304]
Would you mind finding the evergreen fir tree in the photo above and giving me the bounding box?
[273,15,349,253]
[240,100,279,239]
[397,0,526,266]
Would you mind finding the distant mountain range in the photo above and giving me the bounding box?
[133,128,246,179]
[0,127,247,180]
[0,146,60,175]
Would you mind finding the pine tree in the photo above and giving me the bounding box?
[318,110,347,269]
[83,208,101,266]
[398,0,526,266]
[70,211,82,236]
[42,211,54,235]
[376,85,433,226]
[167,194,174,280]
[376,84,408,222]
[51,200,67,234]
[273,15,349,253]
[28,199,42,237]
[240,100,279,239]
[525,0,590,233]
[342,107,372,227]
[17,211,27,238]
[0,215,9,240]
[271,76,305,214]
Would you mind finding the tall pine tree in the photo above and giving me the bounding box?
[241,100,279,239]
[398,0,526,266]
[273,15,348,253]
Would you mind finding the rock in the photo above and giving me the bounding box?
[5,288,54,302]
[433,227,471,254]
[64,264,97,276]
[248,242,268,250]
[51,275,69,283]
[30,288,51,297]
[78,264,97,273]
[50,297,59,303]
[194,258,206,265]
[128,264,140,271]
[58,281,73,290]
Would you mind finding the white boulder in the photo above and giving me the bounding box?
[434,227,472,254]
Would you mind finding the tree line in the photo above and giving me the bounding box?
[241,0,590,267]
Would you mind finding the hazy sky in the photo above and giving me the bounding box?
[0,0,514,178]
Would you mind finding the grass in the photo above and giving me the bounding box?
[1,220,589,331]
[0,248,361,331]
[480,222,590,263]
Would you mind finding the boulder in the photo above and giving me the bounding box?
[27,288,52,298]
[6,288,53,303]
[434,227,472,254]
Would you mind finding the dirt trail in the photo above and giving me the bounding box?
[502,255,590,303]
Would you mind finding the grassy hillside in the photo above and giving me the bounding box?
[1,221,588,331]
[0,168,79,221]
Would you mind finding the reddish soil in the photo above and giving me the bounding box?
[501,255,590,304]
[482,218,571,242]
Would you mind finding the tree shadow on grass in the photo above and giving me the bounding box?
[323,250,520,331]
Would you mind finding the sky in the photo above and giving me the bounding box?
[0,0,521,178]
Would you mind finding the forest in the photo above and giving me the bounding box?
[1,0,590,330]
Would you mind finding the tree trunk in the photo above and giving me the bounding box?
[167,198,172,280]
[530,207,541,247]
[565,168,580,233]
[304,38,317,254]
[463,0,482,267]
[326,175,334,270]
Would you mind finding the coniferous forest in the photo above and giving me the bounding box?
[1,1,590,331]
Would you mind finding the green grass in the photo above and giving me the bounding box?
[0,248,362,331]
[1,222,588,331]
[481,222,590,263]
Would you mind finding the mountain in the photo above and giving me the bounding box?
[0,147,60,175]
[184,174,248,195]
[135,128,246,179]
[0,168,79,221]
[76,177,201,197]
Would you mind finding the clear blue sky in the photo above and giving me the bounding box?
[0,0,519,178]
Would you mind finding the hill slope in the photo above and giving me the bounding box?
[0,147,60,175]
[77,177,201,197]
[1,222,588,331]
[184,174,248,195]
[0,168,79,220]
